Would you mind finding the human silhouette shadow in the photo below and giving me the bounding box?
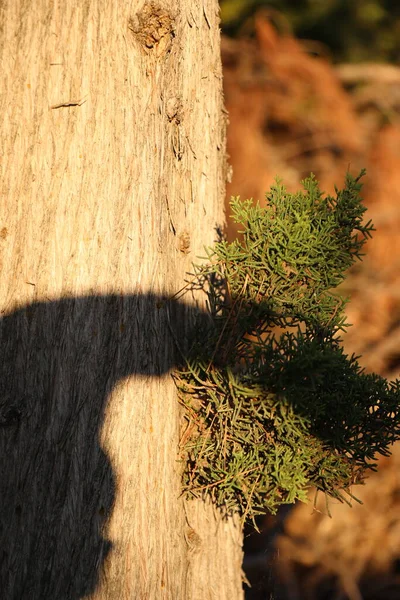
[1,291,397,600]
[0,293,209,600]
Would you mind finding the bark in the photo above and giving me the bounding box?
[0,1,243,598]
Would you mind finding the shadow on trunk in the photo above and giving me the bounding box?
[0,293,208,600]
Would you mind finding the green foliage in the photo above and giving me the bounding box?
[220,0,400,64]
[175,172,400,519]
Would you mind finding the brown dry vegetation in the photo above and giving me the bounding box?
[277,448,400,600]
[222,14,400,600]
[223,16,400,380]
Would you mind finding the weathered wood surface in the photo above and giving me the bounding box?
[0,1,243,598]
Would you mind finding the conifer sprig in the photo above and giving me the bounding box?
[175,171,399,519]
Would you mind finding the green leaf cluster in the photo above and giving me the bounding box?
[175,172,400,519]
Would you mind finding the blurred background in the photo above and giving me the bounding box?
[219,1,400,598]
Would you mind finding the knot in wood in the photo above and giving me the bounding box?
[129,4,175,56]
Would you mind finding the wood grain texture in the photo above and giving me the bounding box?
[0,1,243,598]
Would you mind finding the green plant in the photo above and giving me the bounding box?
[175,171,400,519]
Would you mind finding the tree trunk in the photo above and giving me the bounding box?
[0,1,243,598]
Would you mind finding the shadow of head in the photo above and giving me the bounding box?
[0,293,207,600]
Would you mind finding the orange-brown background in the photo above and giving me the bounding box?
[224,16,400,599]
